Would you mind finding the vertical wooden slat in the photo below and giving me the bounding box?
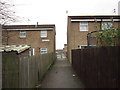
[2,52,19,88]
[2,52,56,88]
[72,46,120,88]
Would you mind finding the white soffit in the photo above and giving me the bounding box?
[71,19,95,22]
[102,19,120,21]
[71,19,120,22]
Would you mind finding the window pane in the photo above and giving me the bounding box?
[102,22,112,30]
[19,31,26,38]
[41,31,47,37]
[80,26,88,31]
[80,22,88,25]
[40,48,47,54]
[80,22,88,31]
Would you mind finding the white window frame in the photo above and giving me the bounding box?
[80,22,88,31]
[32,48,35,56]
[19,31,26,38]
[101,22,113,30]
[42,39,50,42]
[29,48,35,56]
[40,48,47,54]
[40,31,47,38]
[79,45,87,49]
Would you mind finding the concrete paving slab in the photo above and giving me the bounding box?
[41,58,85,88]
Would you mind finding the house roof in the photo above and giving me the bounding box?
[68,15,120,22]
[0,45,31,53]
[2,24,55,31]
[68,15,120,19]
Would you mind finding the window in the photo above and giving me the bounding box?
[101,22,113,30]
[78,45,87,49]
[40,48,47,54]
[80,22,88,31]
[40,31,47,37]
[19,31,26,38]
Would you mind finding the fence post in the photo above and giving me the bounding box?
[27,57,29,88]
[0,25,2,89]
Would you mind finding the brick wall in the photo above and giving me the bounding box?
[2,30,56,55]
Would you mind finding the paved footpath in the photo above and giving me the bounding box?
[41,57,85,88]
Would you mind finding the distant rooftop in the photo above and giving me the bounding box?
[0,45,31,53]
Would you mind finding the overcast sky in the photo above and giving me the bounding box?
[9,0,120,49]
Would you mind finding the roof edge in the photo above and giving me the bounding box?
[2,24,55,29]
[68,15,120,19]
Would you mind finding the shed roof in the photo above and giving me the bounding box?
[0,45,31,53]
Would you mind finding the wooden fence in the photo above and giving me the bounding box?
[72,47,120,88]
[0,25,2,89]
[2,51,56,88]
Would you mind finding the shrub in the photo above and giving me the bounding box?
[97,28,120,46]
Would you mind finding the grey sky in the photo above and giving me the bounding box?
[118,1,120,15]
[10,0,120,49]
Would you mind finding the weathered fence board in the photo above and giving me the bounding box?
[2,52,19,88]
[72,47,120,88]
[2,52,56,88]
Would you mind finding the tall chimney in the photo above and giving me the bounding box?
[37,22,38,26]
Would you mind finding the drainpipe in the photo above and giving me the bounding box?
[100,19,102,30]
[87,33,89,46]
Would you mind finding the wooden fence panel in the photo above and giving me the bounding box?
[72,49,80,76]
[72,46,120,88]
[118,47,120,88]
[19,57,29,88]
[2,52,56,88]
[2,52,19,88]
[28,56,37,88]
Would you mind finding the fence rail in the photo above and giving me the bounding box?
[72,47,120,88]
[2,52,56,88]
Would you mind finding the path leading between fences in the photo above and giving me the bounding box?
[40,54,85,88]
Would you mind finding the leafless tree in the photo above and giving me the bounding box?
[0,0,18,25]
[0,0,19,45]
[0,0,16,45]
[0,0,31,45]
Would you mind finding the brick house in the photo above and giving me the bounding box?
[67,15,120,63]
[63,44,67,58]
[2,24,56,55]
